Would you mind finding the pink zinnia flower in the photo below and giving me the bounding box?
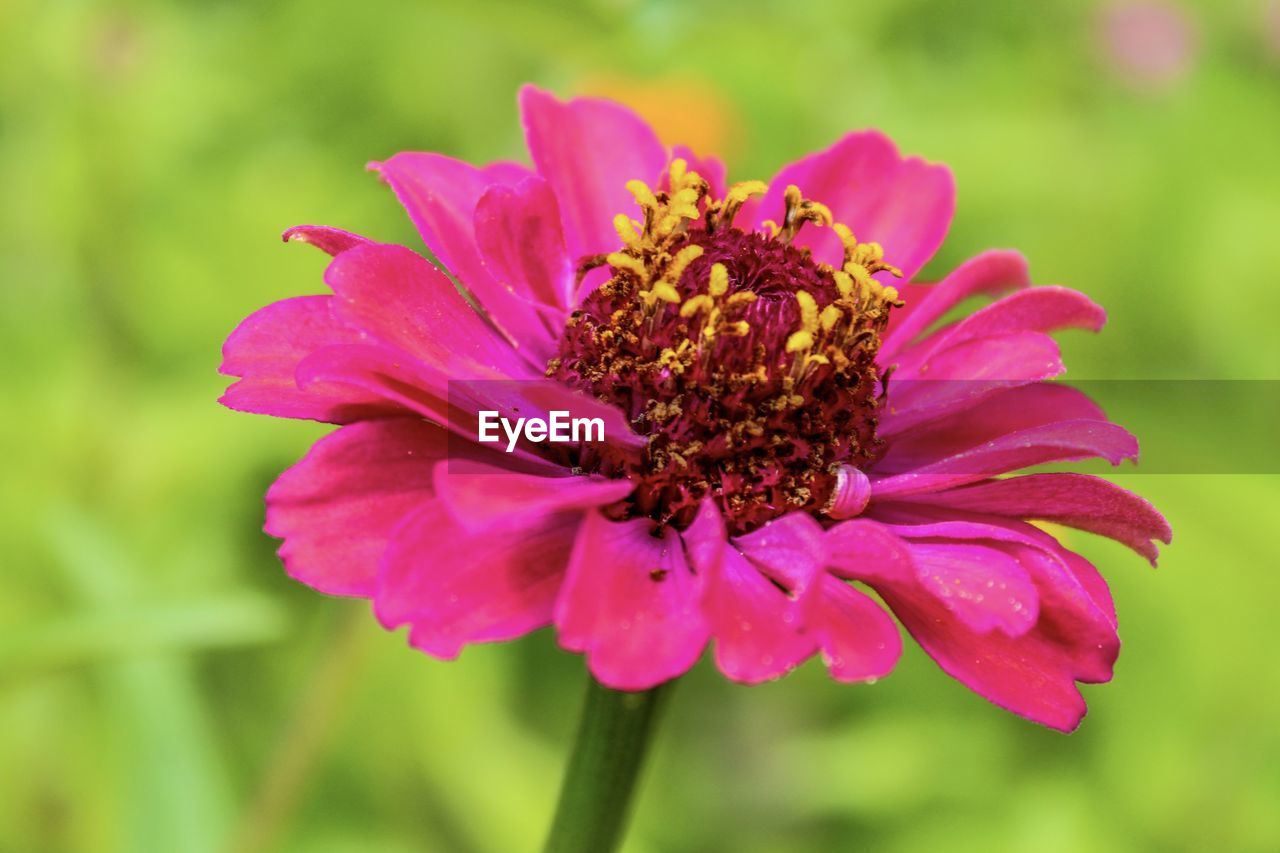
[222,86,1170,732]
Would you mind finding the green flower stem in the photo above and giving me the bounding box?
[542,677,671,853]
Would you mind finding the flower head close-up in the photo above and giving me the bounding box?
[221,85,1171,735]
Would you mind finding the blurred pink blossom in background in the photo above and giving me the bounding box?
[1264,0,1280,60]
[1098,1,1199,90]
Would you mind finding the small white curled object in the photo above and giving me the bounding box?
[823,464,872,519]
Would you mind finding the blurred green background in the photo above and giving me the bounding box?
[3,0,1278,851]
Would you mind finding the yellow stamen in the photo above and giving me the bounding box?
[614,214,641,248]
[783,184,804,219]
[626,179,658,210]
[845,261,874,288]
[667,158,709,196]
[647,282,681,304]
[724,180,768,209]
[780,185,833,240]
[664,244,704,284]
[607,252,648,280]
[668,157,687,189]
[832,269,854,298]
[819,304,842,332]
[859,242,885,263]
[786,330,814,353]
[679,294,714,318]
[720,180,768,227]
[833,222,859,252]
[702,307,723,341]
[795,290,819,334]
[803,199,833,227]
[657,341,690,373]
[708,263,729,297]
[671,186,701,206]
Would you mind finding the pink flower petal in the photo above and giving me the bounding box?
[807,575,902,683]
[906,541,1040,636]
[824,518,1115,731]
[881,250,1030,362]
[554,514,707,690]
[519,85,668,263]
[691,511,831,684]
[878,383,1108,472]
[880,332,1065,435]
[324,242,537,380]
[1057,546,1118,626]
[701,546,818,684]
[903,286,1106,370]
[871,419,1139,498]
[997,541,1118,667]
[219,296,397,423]
[733,512,827,593]
[859,507,1077,551]
[296,342,643,465]
[295,342,459,426]
[865,512,1118,642]
[376,502,582,659]
[369,153,554,360]
[474,175,576,316]
[891,473,1171,565]
[681,498,728,577]
[874,575,1098,731]
[265,419,445,596]
[434,462,634,532]
[750,130,955,281]
[885,286,1101,406]
[684,504,820,685]
[892,327,1065,384]
[281,224,374,257]
[825,519,918,585]
[861,511,1050,548]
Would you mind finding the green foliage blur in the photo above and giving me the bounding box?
[2,0,1278,850]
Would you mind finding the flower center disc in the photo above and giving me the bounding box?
[548,162,903,534]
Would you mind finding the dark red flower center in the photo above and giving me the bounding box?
[547,164,902,534]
